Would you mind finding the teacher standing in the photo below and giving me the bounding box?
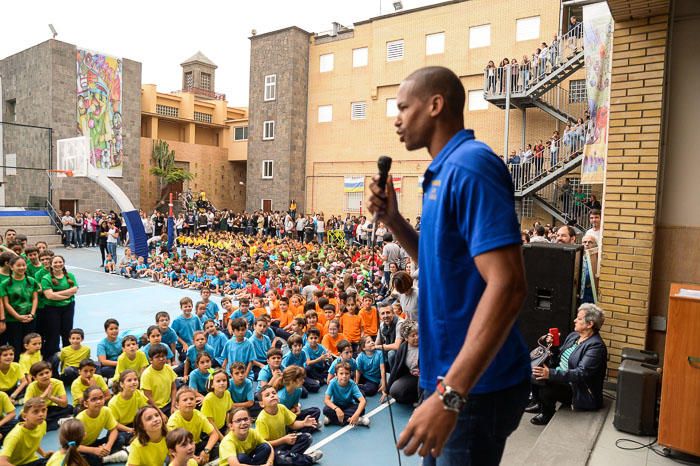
[40,255,79,358]
[368,66,530,466]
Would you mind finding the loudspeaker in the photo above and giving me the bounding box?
[621,348,659,365]
[614,360,659,436]
[518,243,583,350]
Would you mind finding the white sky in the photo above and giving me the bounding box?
[1,0,441,107]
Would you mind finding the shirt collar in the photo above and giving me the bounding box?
[423,129,474,185]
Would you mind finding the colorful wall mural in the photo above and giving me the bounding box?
[76,48,123,177]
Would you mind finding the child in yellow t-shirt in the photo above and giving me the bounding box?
[18,332,43,382]
[140,345,177,417]
[0,397,50,465]
[108,369,149,446]
[113,335,149,383]
[126,406,169,466]
[70,358,110,408]
[165,428,199,466]
[218,407,273,466]
[0,344,27,403]
[24,361,71,431]
[75,385,125,464]
[0,390,17,438]
[166,387,218,464]
[58,328,91,386]
[201,369,233,440]
[45,418,86,466]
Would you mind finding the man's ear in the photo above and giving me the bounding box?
[429,94,445,117]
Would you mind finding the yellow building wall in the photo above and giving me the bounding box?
[304,0,573,220]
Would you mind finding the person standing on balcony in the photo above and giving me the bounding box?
[539,43,549,77]
[520,55,531,91]
[521,144,534,183]
[549,131,560,169]
[485,61,496,95]
[510,58,519,93]
[550,34,560,68]
[498,58,510,94]
[534,140,545,175]
[531,50,540,83]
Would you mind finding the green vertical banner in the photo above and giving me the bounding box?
[581,2,614,184]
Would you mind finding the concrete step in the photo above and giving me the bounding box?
[0,215,53,227]
[14,225,59,236]
[27,234,64,246]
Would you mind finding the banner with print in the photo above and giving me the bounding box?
[581,3,614,184]
[343,176,364,193]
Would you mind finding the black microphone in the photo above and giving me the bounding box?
[377,156,393,191]
[373,156,393,225]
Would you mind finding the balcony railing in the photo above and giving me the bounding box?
[506,123,589,191]
[536,84,587,123]
[534,180,596,232]
[181,86,226,101]
[483,22,584,98]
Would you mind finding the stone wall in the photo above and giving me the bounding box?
[0,39,141,212]
[246,27,310,213]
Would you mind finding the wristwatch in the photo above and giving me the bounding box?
[436,377,466,413]
[203,448,211,455]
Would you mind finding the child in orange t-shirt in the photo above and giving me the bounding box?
[289,295,305,318]
[304,310,323,336]
[321,306,337,338]
[251,297,267,319]
[321,320,346,356]
[359,295,379,339]
[339,297,363,354]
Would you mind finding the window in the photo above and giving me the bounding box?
[233,126,248,141]
[262,160,273,179]
[184,72,193,89]
[353,47,368,67]
[569,79,587,103]
[264,75,277,101]
[319,53,334,72]
[263,120,275,140]
[516,16,540,42]
[318,105,333,123]
[193,111,212,123]
[386,40,404,62]
[345,192,363,212]
[518,198,533,218]
[426,32,445,55]
[468,90,488,111]
[5,99,16,122]
[386,98,398,117]
[351,102,367,120]
[156,104,179,118]
[469,24,491,48]
[200,72,211,90]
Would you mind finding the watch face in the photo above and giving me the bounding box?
[443,391,464,411]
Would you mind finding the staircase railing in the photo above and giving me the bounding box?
[45,200,63,234]
[506,125,587,191]
[483,22,584,99]
[532,180,595,231]
[534,85,587,124]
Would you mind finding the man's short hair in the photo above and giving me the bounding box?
[404,66,466,119]
[535,225,545,236]
[589,209,601,217]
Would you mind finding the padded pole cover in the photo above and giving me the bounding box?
[123,210,148,259]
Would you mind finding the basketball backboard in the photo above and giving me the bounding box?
[56,136,89,177]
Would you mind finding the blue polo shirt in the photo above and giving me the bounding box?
[418,129,530,394]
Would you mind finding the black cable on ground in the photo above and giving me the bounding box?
[615,438,700,465]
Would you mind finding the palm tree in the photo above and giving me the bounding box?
[150,140,194,207]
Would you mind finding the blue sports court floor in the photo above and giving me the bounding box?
[37,246,420,465]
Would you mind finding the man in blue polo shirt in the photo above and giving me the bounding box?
[368,66,530,466]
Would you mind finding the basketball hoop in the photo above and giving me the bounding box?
[47,169,74,191]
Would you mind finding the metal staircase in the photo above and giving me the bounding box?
[485,22,590,225]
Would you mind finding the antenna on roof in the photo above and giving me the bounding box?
[49,24,58,39]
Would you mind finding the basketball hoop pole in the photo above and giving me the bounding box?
[169,193,174,217]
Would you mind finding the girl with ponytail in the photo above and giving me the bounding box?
[46,418,89,466]
[40,255,79,358]
[1,255,40,353]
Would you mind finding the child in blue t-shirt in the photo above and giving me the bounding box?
[327,340,357,385]
[303,328,333,385]
[200,288,220,322]
[96,319,122,379]
[184,331,215,382]
[171,297,202,363]
[256,348,284,392]
[279,366,320,432]
[155,311,178,357]
[140,326,175,362]
[229,361,259,418]
[355,335,386,398]
[188,351,212,402]
[282,335,319,396]
[230,298,255,331]
[247,318,271,380]
[323,362,369,427]
[221,318,255,377]
[203,319,227,367]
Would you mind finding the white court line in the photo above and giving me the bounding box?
[305,399,396,453]
[78,285,158,297]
